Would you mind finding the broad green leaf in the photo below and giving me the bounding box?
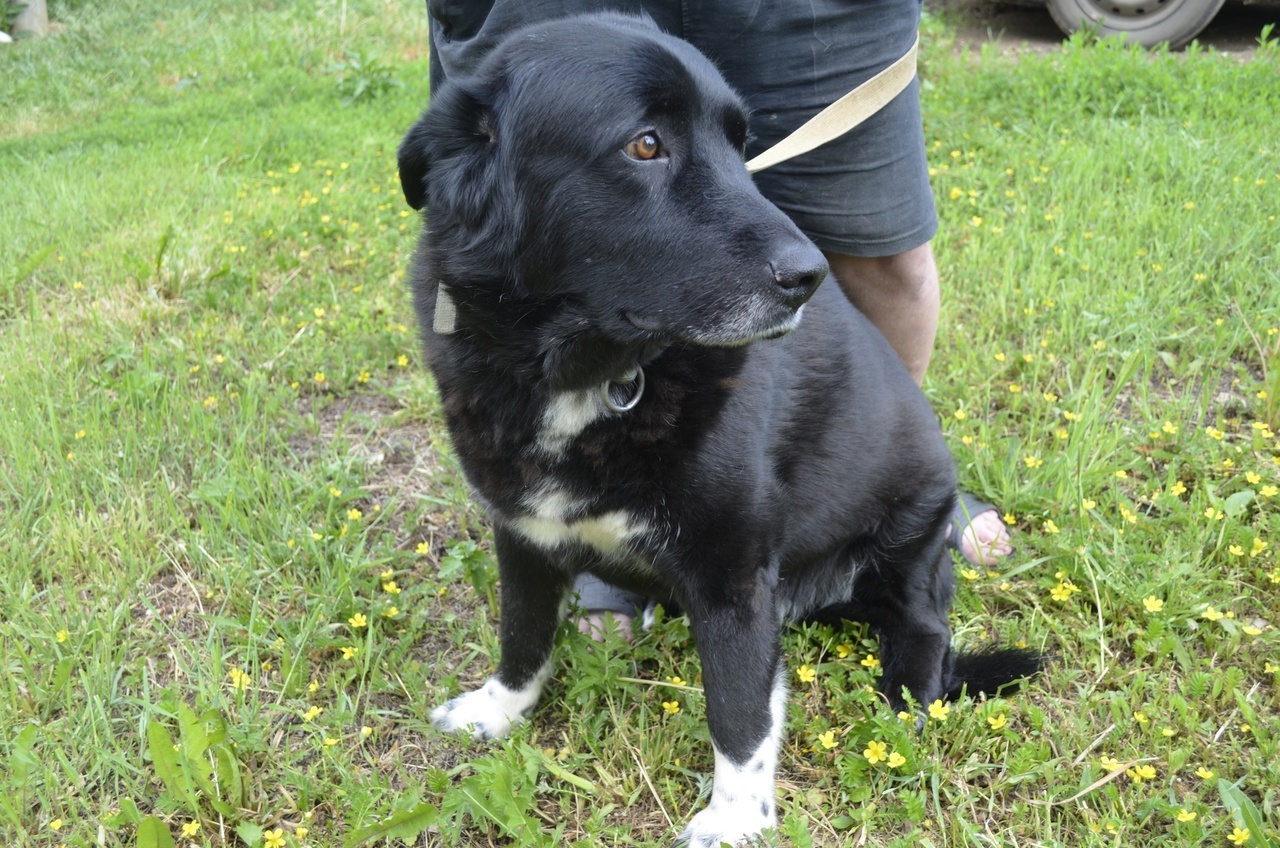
[343,804,439,847]
[136,816,177,848]
[146,722,199,815]
[1223,489,1255,517]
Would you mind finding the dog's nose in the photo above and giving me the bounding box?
[770,245,828,304]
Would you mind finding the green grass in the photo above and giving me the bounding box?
[1,2,1278,846]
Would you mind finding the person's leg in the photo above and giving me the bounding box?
[825,245,938,386]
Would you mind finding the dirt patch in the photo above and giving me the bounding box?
[930,0,1278,57]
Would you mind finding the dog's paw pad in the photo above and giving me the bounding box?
[430,685,519,739]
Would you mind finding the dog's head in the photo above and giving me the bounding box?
[399,13,827,361]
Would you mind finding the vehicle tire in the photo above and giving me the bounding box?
[1046,0,1226,48]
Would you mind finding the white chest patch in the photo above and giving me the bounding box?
[536,388,604,457]
[512,484,649,555]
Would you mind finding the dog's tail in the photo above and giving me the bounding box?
[944,647,1045,701]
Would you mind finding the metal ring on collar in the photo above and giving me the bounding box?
[601,367,645,413]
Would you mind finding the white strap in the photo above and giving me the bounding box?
[745,34,919,174]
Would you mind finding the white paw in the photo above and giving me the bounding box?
[676,797,775,847]
[430,686,519,739]
[431,668,550,740]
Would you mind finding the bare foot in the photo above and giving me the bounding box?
[575,610,635,644]
[956,508,1013,566]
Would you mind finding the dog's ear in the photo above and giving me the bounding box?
[397,82,501,221]
[397,111,433,211]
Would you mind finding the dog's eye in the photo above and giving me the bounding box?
[624,132,662,161]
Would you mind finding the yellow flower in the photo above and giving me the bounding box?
[1175,809,1196,823]
[1242,625,1262,636]
[314,371,326,384]
[329,486,342,498]
[1229,544,1245,557]
[887,751,907,768]
[1023,455,1043,468]
[662,700,680,715]
[954,409,967,420]
[382,606,399,618]
[796,665,816,683]
[1206,426,1225,440]
[361,726,373,738]
[323,736,339,748]
[928,700,950,722]
[341,646,359,660]
[1009,383,1023,394]
[1143,596,1164,613]
[50,819,63,831]
[397,354,410,367]
[1171,480,1187,496]
[1042,519,1060,534]
[182,820,201,837]
[1115,470,1128,479]
[668,675,687,686]
[860,654,880,669]
[1126,764,1156,782]
[1134,711,1149,725]
[1195,766,1215,780]
[987,713,1007,730]
[296,826,309,838]
[382,580,401,595]
[1081,499,1097,511]
[56,629,69,643]
[228,667,251,693]
[1050,581,1079,602]
[1228,827,1251,845]
[818,730,838,750]
[1202,607,1225,622]
[835,643,853,659]
[302,705,323,722]
[863,740,888,764]
[960,568,979,580]
[1204,507,1224,521]
[1261,485,1278,498]
[1161,421,1178,435]
[264,828,287,848]
[348,612,368,628]
[415,541,430,555]
[347,508,363,521]
[1250,537,1268,557]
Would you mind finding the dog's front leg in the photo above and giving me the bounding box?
[677,577,786,848]
[431,524,571,739]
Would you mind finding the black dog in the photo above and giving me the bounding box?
[399,14,1039,846]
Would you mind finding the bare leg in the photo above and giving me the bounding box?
[824,243,939,386]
